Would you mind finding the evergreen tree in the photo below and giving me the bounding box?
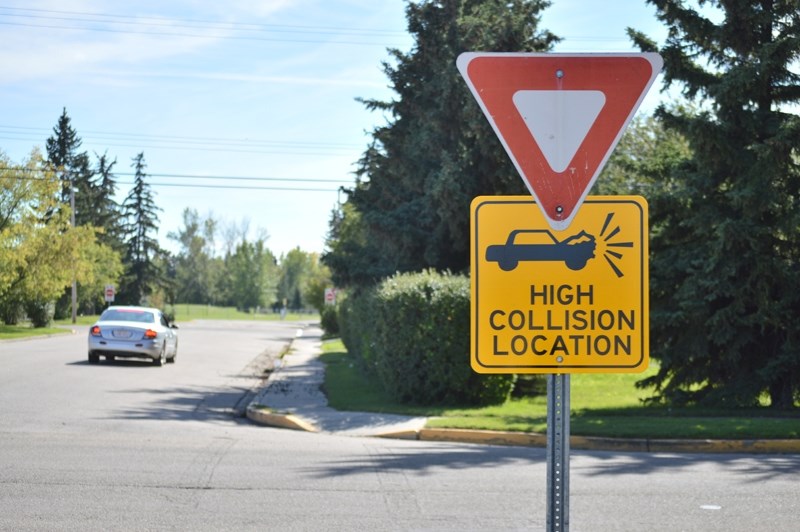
[45,108,100,226]
[93,152,124,252]
[45,111,125,315]
[595,113,692,197]
[119,152,163,305]
[324,0,558,285]
[45,108,83,205]
[630,0,800,408]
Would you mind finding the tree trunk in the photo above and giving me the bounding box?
[769,376,794,410]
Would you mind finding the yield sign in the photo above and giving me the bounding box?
[457,53,662,230]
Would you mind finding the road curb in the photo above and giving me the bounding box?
[377,427,800,454]
[246,405,318,432]
[248,407,800,454]
[245,330,800,454]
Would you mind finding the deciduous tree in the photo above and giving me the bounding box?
[168,208,221,304]
[0,150,116,325]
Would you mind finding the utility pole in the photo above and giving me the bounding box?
[70,178,77,324]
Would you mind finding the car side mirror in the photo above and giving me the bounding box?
[170,324,179,330]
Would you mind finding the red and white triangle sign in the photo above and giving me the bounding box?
[457,52,662,230]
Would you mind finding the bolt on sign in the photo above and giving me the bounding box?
[471,196,649,374]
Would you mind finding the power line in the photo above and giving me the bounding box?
[0,124,366,156]
[0,137,358,156]
[114,172,349,184]
[0,124,360,146]
[0,165,351,183]
[0,5,410,46]
[0,20,404,47]
[0,5,634,48]
[0,124,362,150]
[0,5,408,36]
[0,166,352,191]
[0,174,341,193]
[116,181,339,192]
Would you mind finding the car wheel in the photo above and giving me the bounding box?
[167,346,177,364]
[152,345,166,366]
[88,352,99,364]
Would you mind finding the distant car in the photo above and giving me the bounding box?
[88,306,178,366]
[485,229,597,271]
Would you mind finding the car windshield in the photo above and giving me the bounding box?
[100,309,156,324]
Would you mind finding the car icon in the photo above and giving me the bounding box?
[485,229,597,271]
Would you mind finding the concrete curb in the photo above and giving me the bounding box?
[375,428,800,454]
[247,408,800,454]
[245,328,800,454]
[246,405,318,433]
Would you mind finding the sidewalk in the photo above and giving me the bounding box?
[247,325,427,437]
[247,325,800,454]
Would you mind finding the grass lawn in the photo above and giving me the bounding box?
[55,316,97,326]
[0,324,73,340]
[2,305,318,341]
[320,339,800,440]
[167,304,317,322]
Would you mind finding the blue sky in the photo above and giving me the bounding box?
[0,1,670,258]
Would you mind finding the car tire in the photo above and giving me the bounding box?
[88,352,99,364]
[167,347,177,364]
[152,345,166,366]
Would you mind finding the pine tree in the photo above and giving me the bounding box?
[630,0,800,408]
[45,109,101,226]
[45,108,83,205]
[93,152,124,252]
[324,0,558,285]
[119,152,163,305]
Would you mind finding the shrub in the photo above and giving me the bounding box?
[339,286,379,373]
[320,304,340,337]
[24,299,54,328]
[342,271,513,406]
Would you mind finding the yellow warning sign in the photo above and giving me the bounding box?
[471,196,649,374]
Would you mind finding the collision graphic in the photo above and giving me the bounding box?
[485,212,633,277]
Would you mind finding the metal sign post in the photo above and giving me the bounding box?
[547,374,570,531]
[460,52,660,532]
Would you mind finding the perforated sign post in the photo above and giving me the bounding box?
[459,52,661,532]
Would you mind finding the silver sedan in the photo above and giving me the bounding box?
[88,306,178,366]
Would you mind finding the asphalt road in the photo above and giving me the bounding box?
[1,321,798,531]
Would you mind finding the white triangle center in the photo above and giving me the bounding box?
[512,90,606,173]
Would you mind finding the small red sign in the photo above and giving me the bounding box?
[457,53,662,230]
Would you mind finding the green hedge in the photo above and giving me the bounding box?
[320,305,340,336]
[340,270,513,406]
[339,286,379,373]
